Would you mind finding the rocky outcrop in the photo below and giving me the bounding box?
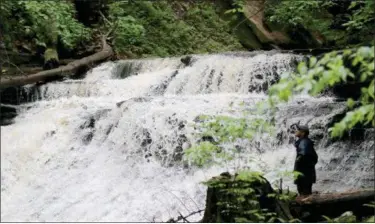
[242,0,290,47]
[241,0,324,49]
[0,85,40,105]
[0,104,18,126]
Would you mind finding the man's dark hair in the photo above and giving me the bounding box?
[298,125,309,136]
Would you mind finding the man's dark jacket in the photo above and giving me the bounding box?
[294,137,318,184]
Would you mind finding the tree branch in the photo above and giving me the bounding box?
[99,10,112,26]
[0,36,114,89]
[166,209,204,223]
[233,7,265,31]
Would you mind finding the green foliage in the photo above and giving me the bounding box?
[44,48,59,61]
[225,0,246,15]
[274,170,304,188]
[0,1,28,49]
[0,0,91,51]
[107,2,145,54]
[114,16,145,46]
[267,46,374,137]
[266,1,334,28]
[343,1,375,43]
[265,0,338,41]
[204,171,277,222]
[21,1,91,49]
[106,1,243,57]
[363,201,375,222]
[185,141,222,167]
[323,211,357,223]
[203,171,298,222]
[184,114,273,167]
[264,0,374,46]
[184,3,243,54]
[2,0,244,58]
[365,216,375,223]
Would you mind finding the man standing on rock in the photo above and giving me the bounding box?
[293,125,318,196]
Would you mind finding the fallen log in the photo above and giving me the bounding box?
[295,189,375,205]
[1,66,43,76]
[0,36,114,89]
[291,189,375,222]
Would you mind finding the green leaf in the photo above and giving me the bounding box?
[347,98,356,109]
[297,62,307,74]
[368,80,374,99]
[348,1,358,9]
[309,57,317,67]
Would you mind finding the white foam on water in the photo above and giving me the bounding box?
[1,52,373,222]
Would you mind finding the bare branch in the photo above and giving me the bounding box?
[99,10,113,26]
[1,60,26,76]
[232,7,265,31]
[166,209,204,223]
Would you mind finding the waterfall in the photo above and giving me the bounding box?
[1,51,373,222]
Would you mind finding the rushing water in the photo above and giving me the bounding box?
[1,52,374,222]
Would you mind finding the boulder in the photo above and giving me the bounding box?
[0,104,18,126]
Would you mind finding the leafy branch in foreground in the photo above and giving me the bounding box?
[267,45,374,138]
[184,114,274,167]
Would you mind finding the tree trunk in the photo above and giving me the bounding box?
[0,36,113,89]
[290,189,375,222]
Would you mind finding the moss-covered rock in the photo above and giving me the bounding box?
[43,48,59,70]
[201,172,293,223]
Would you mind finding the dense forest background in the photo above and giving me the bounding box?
[0,0,373,73]
[1,0,372,129]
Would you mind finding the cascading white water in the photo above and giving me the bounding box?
[1,52,373,222]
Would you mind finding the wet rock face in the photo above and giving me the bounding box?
[0,84,49,125]
[126,113,191,167]
[180,55,196,67]
[1,87,30,105]
[116,97,152,108]
[0,84,46,105]
[114,61,142,79]
[79,118,95,145]
[0,105,17,126]
[0,87,20,105]
[274,99,368,146]
[273,98,374,191]
[148,70,179,96]
[78,110,112,145]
